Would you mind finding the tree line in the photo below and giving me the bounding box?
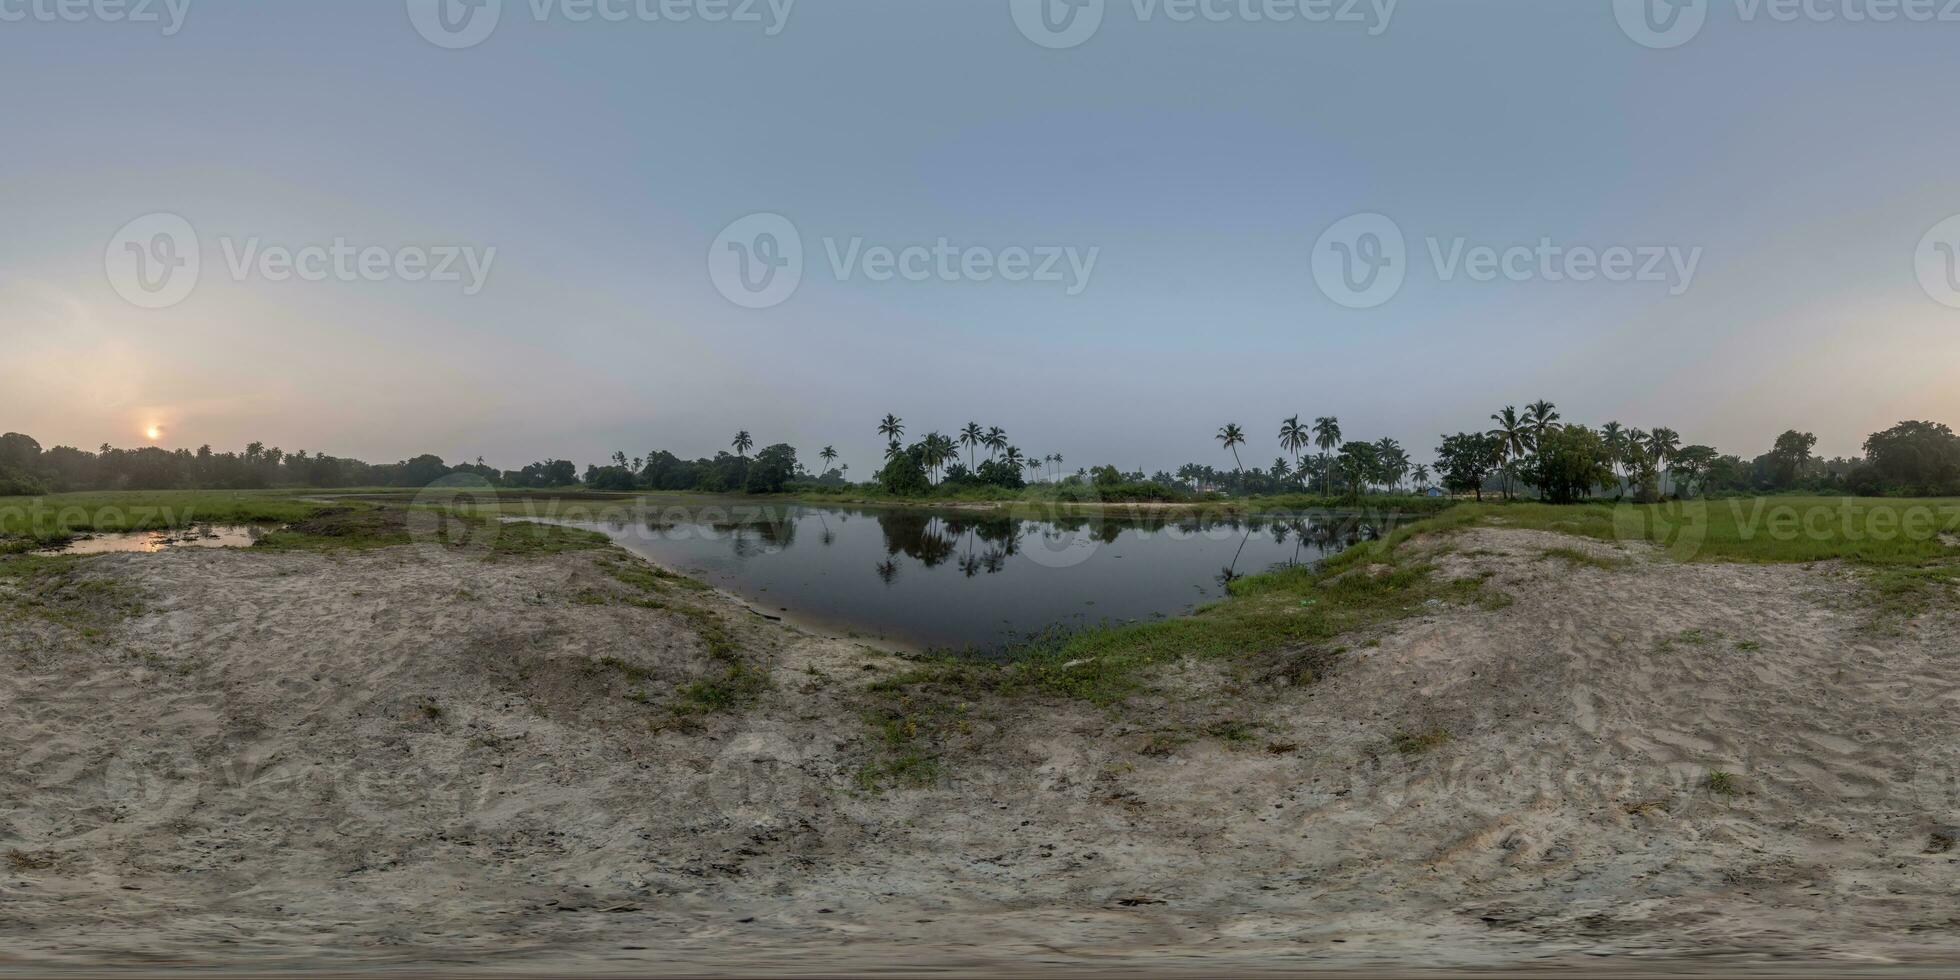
[4,410,1959,500]
[0,434,550,496]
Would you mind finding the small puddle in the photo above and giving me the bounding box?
[48,525,274,555]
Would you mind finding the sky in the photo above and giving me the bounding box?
[4,0,1960,476]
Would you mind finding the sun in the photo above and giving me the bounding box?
[146,425,162,442]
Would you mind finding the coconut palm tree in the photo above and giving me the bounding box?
[878,414,905,444]
[983,427,1008,462]
[1025,458,1044,482]
[731,431,753,459]
[1647,427,1680,468]
[1312,417,1342,494]
[819,446,838,475]
[959,422,984,470]
[1050,452,1064,481]
[921,432,957,483]
[1647,427,1681,495]
[1412,464,1431,492]
[1600,421,1627,486]
[1375,437,1408,492]
[1488,406,1528,499]
[1524,400,1562,449]
[1217,423,1247,487]
[1279,415,1308,469]
[1003,446,1025,472]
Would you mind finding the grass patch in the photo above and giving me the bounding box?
[5,850,55,872]
[1433,497,1960,625]
[855,752,943,791]
[591,655,656,684]
[599,553,711,593]
[1205,719,1259,745]
[1540,546,1630,571]
[0,491,327,546]
[0,554,146,637]
[1391,728,1452,755]
[489,521,609,558]
[253,506,411,551]
[674,663,770,714]
[1705,770,1740,796]
[856,695,967,789]
[253,504,607,558]
[1862,565,1960,625]
[1458,497,1960,565]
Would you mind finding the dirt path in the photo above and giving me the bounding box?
[2,528,1957,973]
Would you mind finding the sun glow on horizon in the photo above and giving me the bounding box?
[146,425,162,442]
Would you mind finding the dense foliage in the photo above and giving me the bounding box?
[5,411,1959,502]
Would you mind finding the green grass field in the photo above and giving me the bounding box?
[0,491,335,546]
[1434,497,1960,565]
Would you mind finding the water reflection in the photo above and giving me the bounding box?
[48,525,271,555]
[545,503,1405,652]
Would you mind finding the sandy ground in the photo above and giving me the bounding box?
[2,527,1958,975]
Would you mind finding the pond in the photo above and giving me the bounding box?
[541,503,1412,652]
[47,525,272,555]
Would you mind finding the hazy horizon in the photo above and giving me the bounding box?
[7,0,1960,477]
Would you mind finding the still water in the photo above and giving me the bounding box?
[548,503,1409,652]
[50,525,271,555]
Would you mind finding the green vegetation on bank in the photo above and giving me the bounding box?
[0,491,332,546]
[856,514,1506,786]
[1449,497,1960,565]
[855,494,1960,784]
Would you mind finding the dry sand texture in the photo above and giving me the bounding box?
[2,525,1958,974]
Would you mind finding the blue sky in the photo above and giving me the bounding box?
[4,0,1959,475]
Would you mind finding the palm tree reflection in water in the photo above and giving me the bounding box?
[587,504,1407,651]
